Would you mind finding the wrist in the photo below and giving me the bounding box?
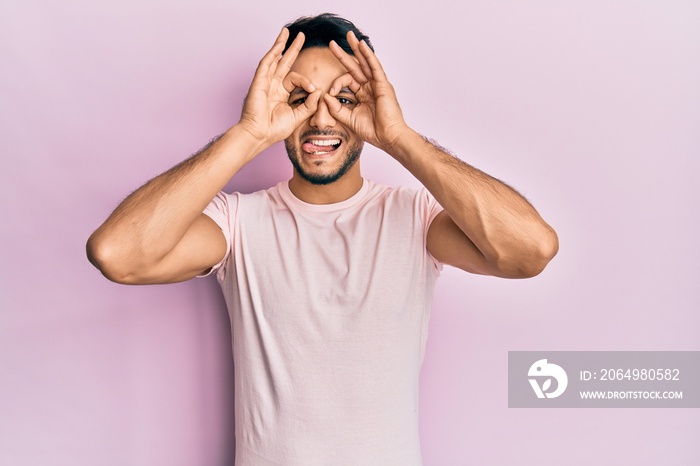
[227,123,271,161]
[382,126,422,162]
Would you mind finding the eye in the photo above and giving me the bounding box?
[336,97,356,107]
[289,96,307,107]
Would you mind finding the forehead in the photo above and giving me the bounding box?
[289,47,349,83]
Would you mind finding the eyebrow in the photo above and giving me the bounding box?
[289,86,355,97]
[289,88,308,98]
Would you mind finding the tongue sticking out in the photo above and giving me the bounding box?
[302,141,340,154]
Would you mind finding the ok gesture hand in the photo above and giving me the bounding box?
[324,31,410,154]
[238,29,322,150]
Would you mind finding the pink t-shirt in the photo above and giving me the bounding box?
[202,179,443,465]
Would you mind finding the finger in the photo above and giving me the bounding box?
[275,31,306,79]
[347,31,373,81]
[282,71,317,95]
[293,89,322,121]
[328,73,361,97]
[252,28,290,85]
[329,40,369,85]
[323,92,353,126]
[358,39,388,82]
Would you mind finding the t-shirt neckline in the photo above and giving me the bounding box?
[279,178,370,212]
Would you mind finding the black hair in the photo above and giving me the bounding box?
[283,13,374,55]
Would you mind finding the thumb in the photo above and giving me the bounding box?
[292,89,322,122]
[323,93,353,127]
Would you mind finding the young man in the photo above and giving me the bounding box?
[87,13,558,465]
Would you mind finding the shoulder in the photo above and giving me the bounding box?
[364,179,424,203]
[364,180,438,212]
[217,182,286,206]
[204,184,287,229]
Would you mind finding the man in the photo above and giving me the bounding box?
[87,13,558,465]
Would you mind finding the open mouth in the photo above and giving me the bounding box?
[301,138,342,156]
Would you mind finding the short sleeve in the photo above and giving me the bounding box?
[198,191,234,280]
[418,187,445,273]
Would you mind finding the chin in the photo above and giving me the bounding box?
[285,139,363,186]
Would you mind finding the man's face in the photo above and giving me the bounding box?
[284,47,364,185]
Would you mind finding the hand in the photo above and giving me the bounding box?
[238,28,322,149]
[324,31,410,153]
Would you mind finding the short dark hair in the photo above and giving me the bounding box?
[283,13,374,55]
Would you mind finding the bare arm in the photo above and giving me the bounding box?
[86,129,258,284]
[391,133,558,278]
[326,32,558,278]
[86,28,322,284]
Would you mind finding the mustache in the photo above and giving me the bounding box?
[299,129,348,141]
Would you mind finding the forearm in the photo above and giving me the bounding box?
[389,128,558,274]
[87,124,264,272]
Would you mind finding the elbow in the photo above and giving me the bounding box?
[495,227,559,279]
[519,227,559,278]
[86,231,107,273]
[86,232,138,284]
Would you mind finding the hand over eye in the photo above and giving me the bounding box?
[324,31,410,152]
[238,29,322,147]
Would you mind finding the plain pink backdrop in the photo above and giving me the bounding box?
[1,1,699,465]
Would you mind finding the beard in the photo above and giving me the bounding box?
[284,132,363,186]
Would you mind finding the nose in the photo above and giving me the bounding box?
[309,94,336,129]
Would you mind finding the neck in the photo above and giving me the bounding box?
[288,167,363,204]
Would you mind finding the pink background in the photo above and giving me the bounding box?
[2,1,699,464]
